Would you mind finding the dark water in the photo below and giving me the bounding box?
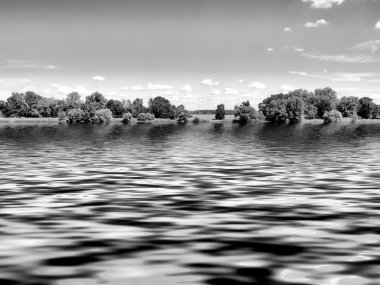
[1,120,380,285]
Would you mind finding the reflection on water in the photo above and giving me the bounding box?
[1,121,380,285]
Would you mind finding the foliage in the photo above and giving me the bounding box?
[286,96,304,123]
[137,112,154,121]
[150,96,176,119]
[215,104,225,120]
[358,97,376,119]
[337,96,359,117]
[58,111,67,120]
[192,117,200,124]
[323,109,343,123]
[4,93,29,117]
[65,92,82,110]
[122,112,132,123]
[177,112,190,123]
[130,98,146,118]
[83,92,107,114]
[235,101,264,124]
[90,109,113,123]
[24,91,43,111]
[106,99,125,118]
[67,108,86,123]
[313,87,338,118]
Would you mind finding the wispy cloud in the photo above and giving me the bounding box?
[351,40,380,53]
[223,88,238,95]
[289,70,378,82]
[281,85,294,92]
[52,83,91,95]
[92,75,105,81]
[284,27,292,32]
[146,83,173,90]
[375,20,380,29]
[1,59,58,70]
[294,48,304,52]
[302,52,375,63]
[302,0,345,9]
[267,48,274,52]
[181,84,193,93]
[131,85,144,91]
[248,81,266,89]
[201,79,220,86]
[305,19,328,28]
[210,89,222,95]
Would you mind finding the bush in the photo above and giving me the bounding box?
[177,112,190,123]
[235,101,264,124]
[137,112,154,121]
[91,109,113,123]
[122,112,132,123]
[192,117,200,124]
[67,108,86,123]
[58,111,67,120]
[323,109,342,123]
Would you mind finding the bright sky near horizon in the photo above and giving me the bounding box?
[1,0,380,109]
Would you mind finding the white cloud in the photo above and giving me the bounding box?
[238,79,245,83]
[223,88,238,95]
[42,89,51,94]
[201,79,220,86]
[121,86,129,90]
[52,83,91,95]
[181,84,193,93]
[109,91,118,96]
[294,48,304,52]
[281,85,293,92]
[267,48,274,52]
[1,59,58,70]
[131,85,144,91]
[289,70,377,82]
[284,27,292,32]
[376,20,380,29]
[305,19,328,28]
[146,83,173,90]
[302,0,345,9]
[351,40,380,53]
[302,53,375,63]
[92,75,105,81]
[248,81,266,89]
[210,89,222,95]
[164,90,179,96]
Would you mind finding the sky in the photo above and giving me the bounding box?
[1,0,380,110]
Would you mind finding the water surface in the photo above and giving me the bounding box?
[1,121,380,285]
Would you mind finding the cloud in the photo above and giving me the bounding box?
[305,19,328,28]
[302,0,345,9]
[248,81,266,89]
[223,88,238,95]
[92,75,105,81]
[201,79,220,86]
[146,83,173,90]
[281,85,294,92]
[121,86,129,90]
[210,89,222,95]
[302,52,375,63]
[375,20,380,29]
[108,91,118,96]
[181,84,193,93]
[284,27,292,32]
[351,40,380,53]
[267,48,274,52]
[1,59,58,70]
[131,85,144,91]
[52,83,91,95]
[289,70,377,82]
[294,48,304,52]
[238,79,245,83]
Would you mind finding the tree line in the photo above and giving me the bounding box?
[0,91,191,123]
[0,87,379,124]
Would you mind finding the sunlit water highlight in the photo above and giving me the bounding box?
[0,120,380,285]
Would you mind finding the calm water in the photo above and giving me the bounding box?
[1,120,380,285]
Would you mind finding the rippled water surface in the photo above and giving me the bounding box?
[1,120,380,285]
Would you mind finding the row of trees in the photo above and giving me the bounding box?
[225,87,380,124]
[0,92,191,123]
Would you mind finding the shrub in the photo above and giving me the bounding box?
[323,109,342,123]
[215,104,225,120]
[91,109,113,123]
[192,117,200,124]
[67,108,86,123]
[177,112,189,123]
[235,101,264,124]
[122,112,132,123]
[137,112,154,121]
[58,111,67,120]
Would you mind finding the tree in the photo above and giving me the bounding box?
[83,92,107,114]
[122,112,132,123]
[150,96,176,119]
[67,108,86,123]
[286,96,304,123]
[4,93,28,117]
[235,101,263,124]
[24,91,43,116]
[288,89,316,119]
[106,99,125,118]
[65,92,82,110]
[137,112,154,121]
[215,104,225,120]
[130,98,146,118]
[259,94,288,122]
[91,109,113,123]
[313,87,338,118]
[358,97,376,119]
[323,110,343,123]
[336,96,359,117]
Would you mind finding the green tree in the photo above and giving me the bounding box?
[235,101,263,124]
[215,104,225,120]
[336,96,359,117]
[4,92,28,117]
[150,96,176,119]
[313,87,338,118]
[286,96,304,123]
[358,97,376,119]
[130,98,146,118]
[65,92,82,110]
[83,92,107,114]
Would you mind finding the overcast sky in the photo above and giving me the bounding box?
[1,0,380,109]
